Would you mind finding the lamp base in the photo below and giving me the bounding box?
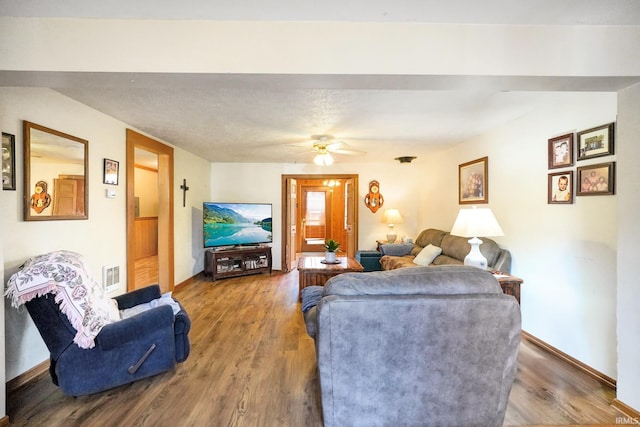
[463,237,488,270]
[386,231,397,243]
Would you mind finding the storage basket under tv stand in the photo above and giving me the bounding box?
[205,246,272,281]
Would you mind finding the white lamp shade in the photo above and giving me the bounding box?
[450,207,503,238]
[450,207,503,270]
[383,209,404,225]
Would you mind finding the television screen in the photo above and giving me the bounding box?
[203,202,273,248]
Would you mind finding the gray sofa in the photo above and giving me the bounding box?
[380,228,512,273]
[301,266,521,427]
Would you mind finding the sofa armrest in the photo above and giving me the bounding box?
[113,285,162,309]
[493,250,512,274]
[96,304,174,350]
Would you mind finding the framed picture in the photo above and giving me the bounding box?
[548,133,574,169]
[459,156,488,204]
[103,158,119,185]
[2,132,16,191]
[548,171,573,204]
[577,162,615,196]
[577,122,615,161]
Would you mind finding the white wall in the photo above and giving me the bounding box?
[616,83,640,410]
[174,148,211,283]
[422,92,618,378]
[134,167,159,217]
[210,161,424,269]
[0,87,211,380]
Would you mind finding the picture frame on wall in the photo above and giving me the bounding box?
[577,162,615,196]
[548,171,573,204]
[459,156,488,204]
[103,158,119,185]
[577,122,615,161]
[2,132,16,191]
[548,133,574,169]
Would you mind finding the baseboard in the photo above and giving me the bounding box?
[521,330,617,390]
[6,360,49,394]
[612,399,640,422]
[175,273,200,290]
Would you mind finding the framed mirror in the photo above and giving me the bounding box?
[24,121,88,221]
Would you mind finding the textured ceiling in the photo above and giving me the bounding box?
[52,83,602,164]
[3,1,640,164]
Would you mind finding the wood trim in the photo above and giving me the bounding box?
[126,129,174,293]
[134,163,158,173]
[612,398,640,421]
[522,330,617,389]
[6,360,48,394]
[0,415,9,426]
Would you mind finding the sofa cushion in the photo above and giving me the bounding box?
[412,229,448,256]
[431,254,464,266]
[413,244,442,266]
[379,255,417,270]
[379,243,414,256]
[323,265,501,297]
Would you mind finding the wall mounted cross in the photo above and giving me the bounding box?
[180,178,190,207]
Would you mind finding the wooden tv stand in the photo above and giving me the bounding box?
[205,246,272,281]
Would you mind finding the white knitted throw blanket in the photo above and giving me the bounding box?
[5,251,120,349]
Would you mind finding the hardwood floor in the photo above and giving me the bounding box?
[6,271,627,426]
[135,255,159,289]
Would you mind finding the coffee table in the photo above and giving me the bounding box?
[297,256,364,298]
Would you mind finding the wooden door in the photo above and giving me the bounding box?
[52,178,77,216]
[52,174,84,216]
[283,177,297,273]
[300,186,331,252]
[345,178,356,258]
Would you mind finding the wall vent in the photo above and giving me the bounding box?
[102,265,120,292]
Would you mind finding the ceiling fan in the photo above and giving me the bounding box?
[303,135,366,165]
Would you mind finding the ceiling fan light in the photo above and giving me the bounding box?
[314,153,333,166]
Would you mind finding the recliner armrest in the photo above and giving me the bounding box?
[96,304,174,350]
[114,284,162,309]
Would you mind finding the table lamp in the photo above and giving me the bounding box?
[450,206,503,270]
[383,209,403,243]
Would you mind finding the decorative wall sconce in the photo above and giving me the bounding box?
[364,180,384,213]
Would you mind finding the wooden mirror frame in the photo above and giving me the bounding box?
[23,121,89,221]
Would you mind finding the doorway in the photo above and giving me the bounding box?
[126,129,175,293]
[281,174,358,273]
[300,187,331,252]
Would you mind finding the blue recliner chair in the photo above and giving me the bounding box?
[6,251,192,396]
[25,284,191,396]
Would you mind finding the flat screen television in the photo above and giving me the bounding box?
[203,202,273,248]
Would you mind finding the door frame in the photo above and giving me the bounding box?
[281,174,358,272]
[126,129,175,292]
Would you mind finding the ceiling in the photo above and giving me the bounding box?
[3,1,640,164]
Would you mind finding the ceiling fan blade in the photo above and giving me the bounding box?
[332,148,366,155]
[326,140,366,156]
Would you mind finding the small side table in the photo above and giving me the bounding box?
[492,272,523,305]
[297,256,365,299]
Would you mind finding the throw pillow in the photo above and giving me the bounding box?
[413,244,442,266]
